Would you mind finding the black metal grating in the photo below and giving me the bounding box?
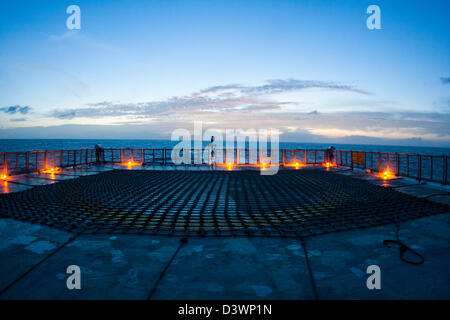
[0,169,448,237]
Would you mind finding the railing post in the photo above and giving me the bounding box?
[363,152,366,169]
[406,155,409,177]
[417,155,422,182]
[370,152,373,170]
[26,152,29,172]
[378,152,381,173]
[430,156,434,181]
[396,153,399,176]
[60,150,63,167]
[73,150,77,167]
[443,156,447,185]
[350,151,354,170]
[44,151,48,170]
[3,153,7,177]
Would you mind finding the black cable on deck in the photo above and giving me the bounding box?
[383,223,425,265]
[147,237,188,300]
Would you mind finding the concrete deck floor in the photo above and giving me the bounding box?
[0,164,449,299]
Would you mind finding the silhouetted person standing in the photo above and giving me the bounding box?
[95,144,104,164]
[209,136,216,167]
[326,146,335,163]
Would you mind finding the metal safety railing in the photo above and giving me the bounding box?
[334,150,448,185]
[0,148,448,185]
[0,149,97,176]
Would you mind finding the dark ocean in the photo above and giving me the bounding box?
[0,139,449,155]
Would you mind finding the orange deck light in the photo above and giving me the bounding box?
[285,161,304,169]
[123,160,141,168]
[322,162,336,169]
[378,168,394,180]
[41,167,60,174]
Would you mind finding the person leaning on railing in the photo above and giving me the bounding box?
[95,144,104,164]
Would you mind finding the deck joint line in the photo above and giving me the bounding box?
[300,237,319,300]
[2,180,35,187]
[0,232,81,297]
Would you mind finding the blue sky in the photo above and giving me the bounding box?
[0,0,449,146]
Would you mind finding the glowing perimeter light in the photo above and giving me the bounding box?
[123,160,141,169]
[41,167,60,174]
[322,162,336,169]
[378,168,394,180]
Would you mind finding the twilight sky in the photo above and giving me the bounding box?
[0,0,449,146]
